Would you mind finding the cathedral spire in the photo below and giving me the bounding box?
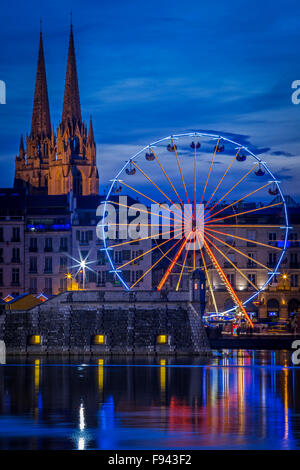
[19,135,25,159]
[62,23,82,126]
[30,31,51,138]
[87,117,95,145]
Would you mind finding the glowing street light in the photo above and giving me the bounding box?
[67,248,96,290]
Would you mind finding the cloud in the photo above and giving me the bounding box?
[271,150,294,157]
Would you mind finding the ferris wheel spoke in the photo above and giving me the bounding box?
[204,182,271,223]
[130,235,185,289]
[204,226,283,251]
[205,201,283,225]
[200,234,254,327]
[204,229,270,270]
[204,164,259,219]
[117,228,183,269]
[149,147,189,217]
[171,138,193,219]
[203,147,241,212]
[196,232,219,314]
[132,161,188,220]
[204,232,259,291]
[157,234,190,291]
[207,224,284,228]
[197,137,220,214]
[176,238,192,292]
[118,179,184,224]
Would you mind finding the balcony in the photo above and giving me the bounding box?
[29,268,37,274]
[44,268,53,274]
[247,261,256,268]
[11,281,20,286]
[79,240,89,246]
[59,246,68,252]
[29,246,38,252]
[11,258,20,264]
[247,242,256,247]
[290,262,299,269]
[11,238,21,243]
[44,247,53,253]
[267,262,277,269]
[223,261,236,268]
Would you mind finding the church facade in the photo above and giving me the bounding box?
[14,25,99,196]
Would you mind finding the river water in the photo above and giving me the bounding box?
[0,350,299,450]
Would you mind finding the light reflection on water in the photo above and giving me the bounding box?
[0,350,299,449]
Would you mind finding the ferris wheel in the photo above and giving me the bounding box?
[101,132,289,326]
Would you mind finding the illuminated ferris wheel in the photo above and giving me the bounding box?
[101,132,289,326]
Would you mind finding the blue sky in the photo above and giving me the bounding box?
[1,0,300,197]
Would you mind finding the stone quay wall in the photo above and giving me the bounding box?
[1,291,210,355]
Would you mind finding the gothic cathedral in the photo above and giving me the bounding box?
[14,24,99,196]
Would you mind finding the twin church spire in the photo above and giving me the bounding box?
[14,22,99,196]
[31,31,51,138]
[62,24,82,126]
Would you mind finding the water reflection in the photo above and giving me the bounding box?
[0,351,299,449]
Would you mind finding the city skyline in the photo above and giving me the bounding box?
[1,0,300,197]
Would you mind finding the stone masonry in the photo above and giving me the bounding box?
[2,291,210,355]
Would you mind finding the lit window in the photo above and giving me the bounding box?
[157,335,168,344]
[29,335,41,345]
[94,334,105,345]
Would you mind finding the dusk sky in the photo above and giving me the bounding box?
[1,0,300,197]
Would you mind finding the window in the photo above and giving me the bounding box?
[131,250,143,264]
[93,334,105,345]
[247,230,256,246]
[59,256,67,271]
[247,253,256,267]
[29,237,37,252]
[0,248,3,263]
[133,270,143,283]
[59,237,68,251]
[44,278,52,294]
[29,257,37,273]
[114,251,122,264]
[76,230,93,245]
[29,277,37,293]
[248,273,256,289]
[291,274,298,288]
[60,278,67,291]
[268,253,277,267]
[122,270,130,282]
[28,335,41,345]
[12,227,20,242]
[12,248,20,263]
[0,227,3,242]
[290,253,298,267]
[226,273,235,287]
[157,335,168,345]
[122,250,131,261]
[44,257,52,273]
[0,268,3,286]
[44,238,53,252]
[290,232,299,247]
[12,268,20,286]
[269,233,277,241]
[97,271,106,286]
[97,251,106,266]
